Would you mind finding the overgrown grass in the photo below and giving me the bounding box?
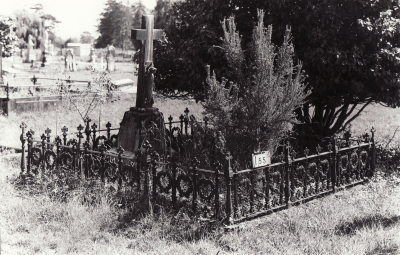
[0,154,399,254]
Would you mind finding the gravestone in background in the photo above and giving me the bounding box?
[25,34,35,63]
[89,47,96,63]
[117,15,165,155]
[65,49,75,72]
[106,45,115,72]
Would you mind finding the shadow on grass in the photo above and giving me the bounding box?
[335,214,400,236]
[365,245,398,255]
[116,193,217,242]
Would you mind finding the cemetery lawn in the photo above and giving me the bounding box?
[0,154,399,254]
[0,100,399,254]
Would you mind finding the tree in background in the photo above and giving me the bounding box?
[13,9,61,50]
[80,31,94,44]
[202,10,309,163]
[0,15,19,57]
[154,0,400,147]
[96,0,147,49]
[63,37,79,48]
[153,0,172,29]
[153,0,231,99]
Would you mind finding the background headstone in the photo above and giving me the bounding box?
[106,45,116,72]
[47,40,53,62]
[65,49,75,71]
[89,47,95,63]
[41,28,49,67]
[25,34,35,63]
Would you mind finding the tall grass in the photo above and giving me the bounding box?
[0,154,399,254]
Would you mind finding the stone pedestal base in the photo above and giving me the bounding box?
[118,107,165,155]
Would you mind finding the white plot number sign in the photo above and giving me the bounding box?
[252,151,271,168]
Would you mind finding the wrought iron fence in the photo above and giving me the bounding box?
[18,120,376,226]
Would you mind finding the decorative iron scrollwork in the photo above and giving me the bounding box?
[360,151,368,168]
[340,155,348,171]
[176,174,193,198]
[350,152,358,170]
[31,147,41,165]
[157,171,172,193]
[197,179,214,201]
[45,150,56,169]
[60,152,72,166]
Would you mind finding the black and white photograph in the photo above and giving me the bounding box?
[0,0,399,254]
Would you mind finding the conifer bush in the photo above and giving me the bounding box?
[202,10,310,165]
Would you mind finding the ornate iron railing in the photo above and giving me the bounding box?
[19,122,376,226]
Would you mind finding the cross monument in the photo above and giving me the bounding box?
[131,15,163,108]
[117,15,165,155]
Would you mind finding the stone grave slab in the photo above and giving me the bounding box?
[111,78,135,88]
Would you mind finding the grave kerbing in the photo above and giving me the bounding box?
[117,15,164,155]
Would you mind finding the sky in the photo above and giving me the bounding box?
[0,0,157,40]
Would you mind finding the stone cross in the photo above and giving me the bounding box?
[131,15,163,108]
[0,43,3,85]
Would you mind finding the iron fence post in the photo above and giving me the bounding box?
[55,136,61,173]
[184,108,189,137]
[304,148,309,198]
[279,152,284,205]
[84,117,91,145]
[171,155,177,203]
[100,144,106,183]
[265,166,270,210]
[370,127,376,178]
[62,126,68,145]
[315,145,321,194]
[250,168,255,214]
[106,122,112,142]
[41,134,46,177]
[332,138,338,191]
[214,161,220,220]
[192,157,199,214]
[72,141,77,176]
[20,123,27,175]
[26,131,33,175]
[285,143,291,209]
[179,114,184,134]
[91,123,97,150]
[142,140,152,212]
[233,162,239,218]
[77,125,84,177]
[83,142,90,178]
[224,152,233,225]
[117,146,124,190]
[151,151,159,202]
[45,128,51,150]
